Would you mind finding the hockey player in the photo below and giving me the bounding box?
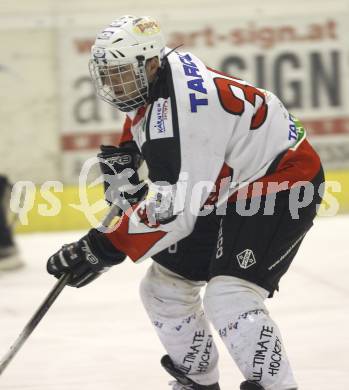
[0,175,23,270]
[47,16,324,390]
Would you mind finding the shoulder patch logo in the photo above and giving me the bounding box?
[236,249,256,269]
[149,99,173,140]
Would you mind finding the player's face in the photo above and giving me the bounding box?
[100,64,141,102]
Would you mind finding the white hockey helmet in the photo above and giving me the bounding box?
[89,15,165,112]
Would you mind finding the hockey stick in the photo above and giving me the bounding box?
[0,203,121,376]
[0,272,71,375]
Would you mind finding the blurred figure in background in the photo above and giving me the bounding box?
[0,175,23,270]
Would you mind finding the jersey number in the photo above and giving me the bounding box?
[213,77,268,130]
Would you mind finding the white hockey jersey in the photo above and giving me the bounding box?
[106,49,321,262]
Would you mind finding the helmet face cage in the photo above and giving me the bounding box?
[89,59,149,112]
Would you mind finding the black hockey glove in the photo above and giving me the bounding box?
[97,142,148,211]
[46,228,126,288]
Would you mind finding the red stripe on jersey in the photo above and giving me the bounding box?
[119,106,147,145]
[229,139,321,202]
[119,116,133,145]
[205,163,233,205]
[105,208,167,262]
[132,105,147,127]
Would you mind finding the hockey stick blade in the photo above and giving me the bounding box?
[0,204,120,376]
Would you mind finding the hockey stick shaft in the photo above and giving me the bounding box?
[0,272,71,375]
[0,203,121,375]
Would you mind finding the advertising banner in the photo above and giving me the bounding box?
[58,13,349,182]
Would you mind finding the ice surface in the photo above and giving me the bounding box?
[0,215,348,389]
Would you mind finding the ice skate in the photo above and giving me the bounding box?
[0,244,23,271]
[161,355,220,390]
[240,380,265,390]
[240,381,297,390]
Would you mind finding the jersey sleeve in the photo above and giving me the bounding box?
[104,54,234,263]
[104,96,226,263]
[104,98,193,262]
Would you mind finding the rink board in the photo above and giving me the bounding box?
[15,170,349,233]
